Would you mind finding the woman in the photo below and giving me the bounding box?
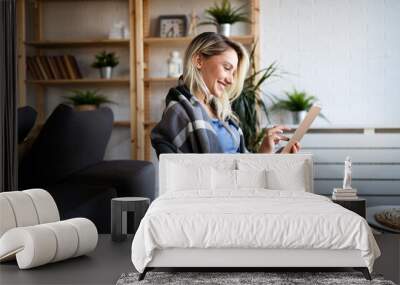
[151,32,300,156]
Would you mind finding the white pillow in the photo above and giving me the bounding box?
[266,162,307,191]
[213,169,236,190]
[212,169,268,191]
[167,162,212,191]
[237,158,310,192]
[236,169,267,188]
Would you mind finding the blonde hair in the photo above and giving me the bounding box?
[182,32,249,121]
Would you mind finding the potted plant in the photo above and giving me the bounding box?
[91,51,119,79]
[199,0,249,36]
[65,89,114,111]
[231,46,281,153]
[271,89,327,124]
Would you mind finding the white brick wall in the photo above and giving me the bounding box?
[260,0,400,125]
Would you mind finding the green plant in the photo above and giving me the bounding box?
[271,89,329,121]
[65,90,115,106]
[231,45,281,153]
[199,0,249,26]
[271,89,317,112]
[91,51,119,68]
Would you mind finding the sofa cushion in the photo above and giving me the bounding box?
[0,189,60,238]
[0,218,97,269]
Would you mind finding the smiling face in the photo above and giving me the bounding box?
[195,48,238,98]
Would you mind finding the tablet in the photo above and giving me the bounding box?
[281,105,321,154]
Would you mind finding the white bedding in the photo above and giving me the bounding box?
[131,190,380,273]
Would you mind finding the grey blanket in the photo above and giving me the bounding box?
[151,85,247,157]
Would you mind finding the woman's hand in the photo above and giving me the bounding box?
[288,141,301,153]
[258,125,301,154]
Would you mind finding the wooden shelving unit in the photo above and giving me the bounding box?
[17,0,139,159]
[143,35,254,45]
[144,77,179,84]
[135,0,260,160]
[25,39,130,48]
[26,78,130,86]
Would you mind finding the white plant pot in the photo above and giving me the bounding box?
[292,111,307,124]
[299,110,307,122]
[99,67,113,79]
[217,23,231,37]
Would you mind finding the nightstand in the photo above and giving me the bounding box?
[111,197,150,242]
[332,198,366,218]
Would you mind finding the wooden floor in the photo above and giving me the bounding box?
[0,235,133,285]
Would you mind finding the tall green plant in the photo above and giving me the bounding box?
[231,46,281,153]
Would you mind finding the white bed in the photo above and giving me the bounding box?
[131,154,380,280]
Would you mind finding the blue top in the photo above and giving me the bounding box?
[209,118,240,153]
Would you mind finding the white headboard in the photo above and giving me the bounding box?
[159,154,314,195]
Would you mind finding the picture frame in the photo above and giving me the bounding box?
[158,15,188,38]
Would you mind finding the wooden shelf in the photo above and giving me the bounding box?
[117,120,213,130]
[114,121,157,130]
[114,120,130,127]
[144,77,179,83]
[26,78,130,86]
[25,39,130,48]
[144,121,156,129]
[41,0,126,2]
[114,121,157,129]
[144,35,254,45]
[38,120,131,128]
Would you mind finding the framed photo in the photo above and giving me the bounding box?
[159,15,187,38]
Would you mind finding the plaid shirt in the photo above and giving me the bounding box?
[151,85,247,157]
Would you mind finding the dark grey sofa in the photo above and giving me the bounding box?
[18,104,155,233]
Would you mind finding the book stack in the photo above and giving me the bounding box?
[332,188,358,200]
[26,55,82,80]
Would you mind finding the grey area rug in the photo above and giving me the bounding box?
[116,272,396,285]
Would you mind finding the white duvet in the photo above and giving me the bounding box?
[131,190,380,273]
